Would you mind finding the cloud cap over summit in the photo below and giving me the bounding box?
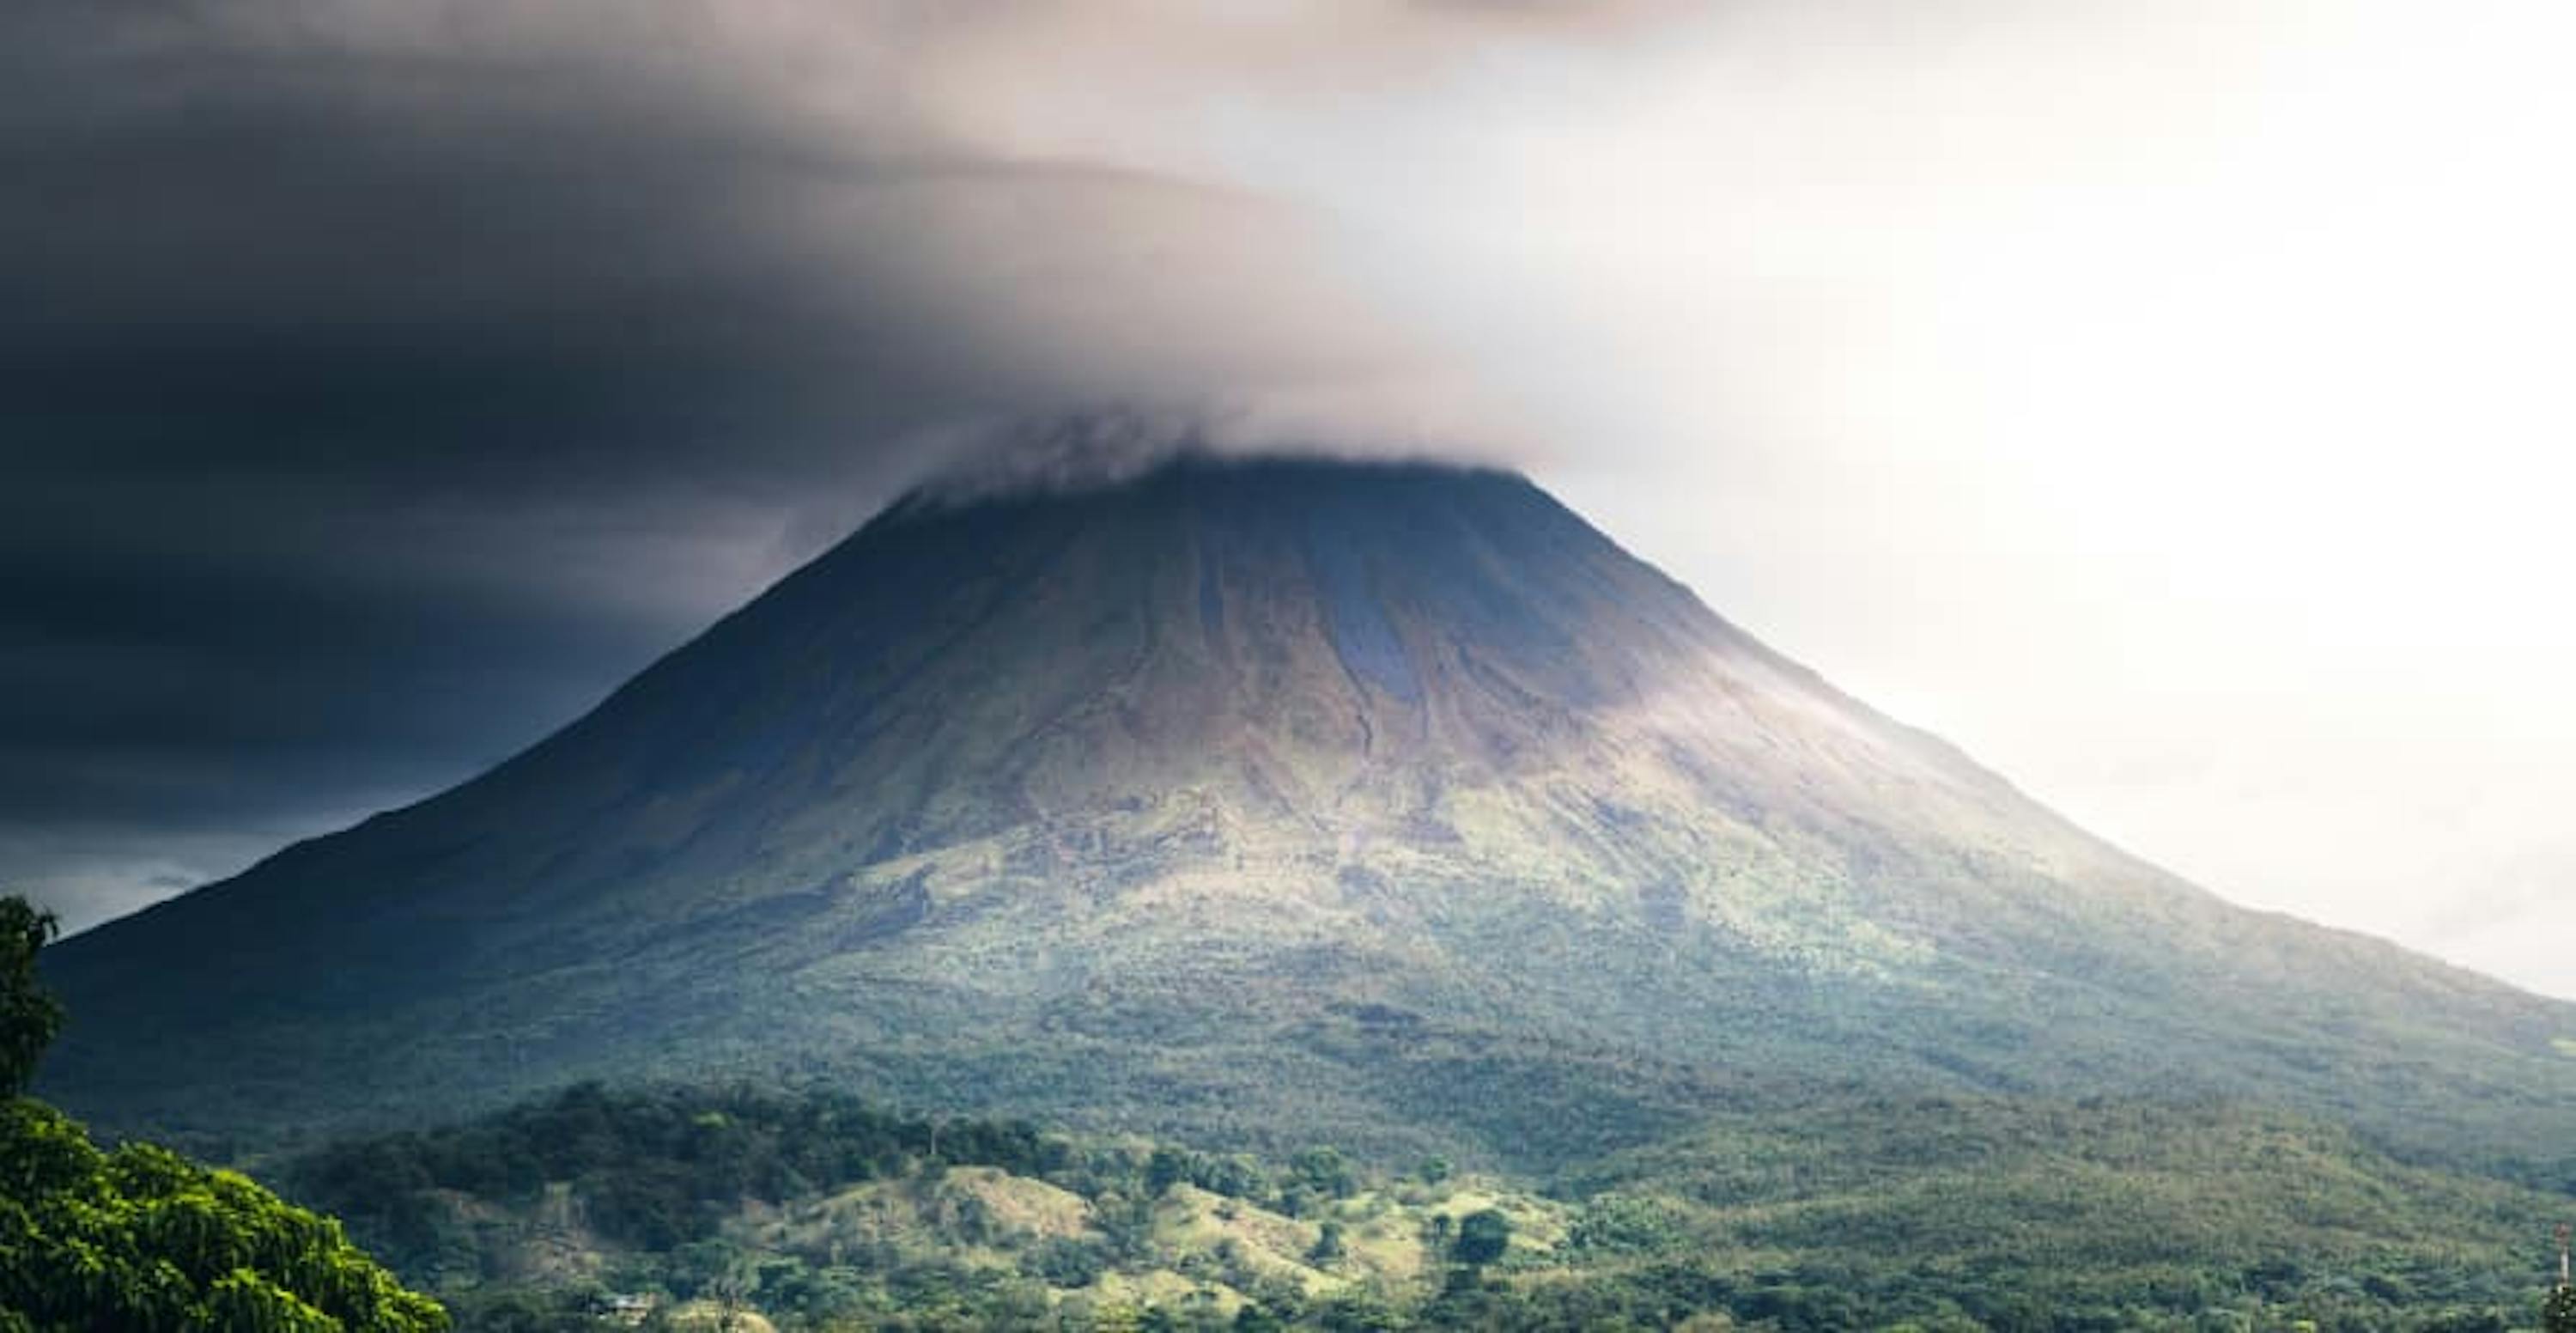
[0,1,1516,925]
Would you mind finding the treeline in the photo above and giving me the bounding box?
[284,1084,1375,1275]
[1549,1094,2567,1333]
[276,1079,2576,1333]
[289,1083,1070,1256]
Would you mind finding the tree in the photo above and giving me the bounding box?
[1230,1303,1285,1332]
[2544,1283,2576,1333]
[1147,1147,1190,1196]
[1289,1146,1353,1201]
[0,898,61,1096]
[0,894,447,1332]
[1451,1208,1511,1268]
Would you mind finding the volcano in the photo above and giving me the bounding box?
[39,453,2576,1166]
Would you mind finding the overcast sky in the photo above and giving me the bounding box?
[6,0,2573,998]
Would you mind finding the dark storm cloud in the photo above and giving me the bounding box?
[0,3,1403,475]
[0,0,1463,928]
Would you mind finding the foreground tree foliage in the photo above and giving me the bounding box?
[0,902,59,1100]
[0,1101,449,1332]
[0,896,447,1332]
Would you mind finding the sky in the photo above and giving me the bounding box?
[5,0,2573,998]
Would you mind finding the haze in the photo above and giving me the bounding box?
[3,0,2570,998]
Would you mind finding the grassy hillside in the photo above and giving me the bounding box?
[276,1082,2576,1332]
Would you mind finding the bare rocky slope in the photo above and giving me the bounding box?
[39,453,2576,1169]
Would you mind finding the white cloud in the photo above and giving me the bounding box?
[916,0,2576,996]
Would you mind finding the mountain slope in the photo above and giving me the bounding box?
[38,454,2576,1167]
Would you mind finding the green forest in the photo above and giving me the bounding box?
[270,1080,2576,1332]
[9,893,2576,1332]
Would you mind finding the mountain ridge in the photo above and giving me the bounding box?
[39,451,2576,1172]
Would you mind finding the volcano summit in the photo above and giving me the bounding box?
[39,454,2576,1166]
